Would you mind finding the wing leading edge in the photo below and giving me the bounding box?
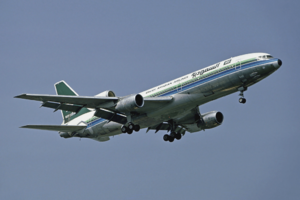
[14,94,173,111]
[15,94,119,109]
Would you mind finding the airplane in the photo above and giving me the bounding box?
[15,53,282,143]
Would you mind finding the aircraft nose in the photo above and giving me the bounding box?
[274,59,282,68]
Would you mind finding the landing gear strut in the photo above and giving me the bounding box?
[163,120,182,142]
[121,123,140,134]
[238,87,247,104]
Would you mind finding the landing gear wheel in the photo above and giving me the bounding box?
[170,132,176,138]
[168,137,174,142]
[128,123,134,130]
[175,133,181,140]
[163,134,169,141]
[121,126,127,133]
[239,98,246,104]
[127,129,133,134]
[134,125,140,132]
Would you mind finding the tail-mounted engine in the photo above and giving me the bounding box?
[95,90,116,97]
[115,94,144,113]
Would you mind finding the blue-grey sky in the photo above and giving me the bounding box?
[1,1,299,199]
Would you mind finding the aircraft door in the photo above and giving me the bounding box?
[176,80,182,93]
[235,60,241,70]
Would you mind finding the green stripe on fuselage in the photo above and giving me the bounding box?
[145,58,257,97]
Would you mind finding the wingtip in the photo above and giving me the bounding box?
[14,94,26,98]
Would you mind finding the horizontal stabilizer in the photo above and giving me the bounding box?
[21,125,86,132]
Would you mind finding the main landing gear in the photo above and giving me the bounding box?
[121,122,140,134]
[163,120,182,142]
[238,87,247,104]
[163,132,182,142]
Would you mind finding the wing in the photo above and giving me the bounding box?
[145,107,201,134]
[40,101,85,113]
[132,96,173,113]
[146,122,186,135]
[15,93,173,113]
[15,94,172,110]
[21,125,86,132]
[94,108,127,124]
[15,93,173,125]
[15,94,118,109]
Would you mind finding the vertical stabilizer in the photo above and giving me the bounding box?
[54,81,90,124]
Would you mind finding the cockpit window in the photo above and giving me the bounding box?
[259,55,273,59]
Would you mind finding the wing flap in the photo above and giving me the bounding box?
[146,122,186,134]
[94,109,127,125]
[41,102,84,113]
[21,125,86,132]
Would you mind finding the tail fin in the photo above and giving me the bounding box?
[54,81,90,124]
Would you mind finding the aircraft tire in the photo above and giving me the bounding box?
[134,125,140,132]
[239,98,246,104]
[169,137,174,142]
[128,123,134,130]
[163,134,169,141]
[121,126,127,133]
[175,133,181,140]
[170,132,176,138]
[127,129,133,134]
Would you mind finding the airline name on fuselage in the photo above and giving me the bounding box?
[192,62,221,78]
[145,59,233,95]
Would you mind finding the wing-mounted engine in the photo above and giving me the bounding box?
[199,111,224,129]
[115,94,144,113]
[182,111,224,132]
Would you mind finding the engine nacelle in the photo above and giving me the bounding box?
[198,111,224,129]
[115,94,144,113]
[95,90,116,97]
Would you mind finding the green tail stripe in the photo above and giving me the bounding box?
[55,81,77,96]
[55,81,91,123]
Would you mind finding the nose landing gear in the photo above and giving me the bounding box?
[238,87,247,104]
[239,97,246,104]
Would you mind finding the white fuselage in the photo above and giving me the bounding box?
[65,53,281,141]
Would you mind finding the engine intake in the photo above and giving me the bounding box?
[95,90,116,97]
[115,94,144,113]
[198,111,224,129]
